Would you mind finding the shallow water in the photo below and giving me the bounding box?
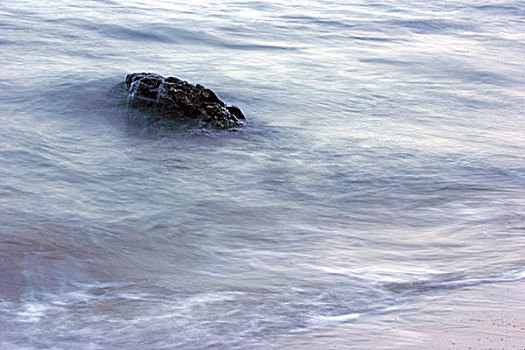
[1,0,524,348]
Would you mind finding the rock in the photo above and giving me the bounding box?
[124,72,245,129]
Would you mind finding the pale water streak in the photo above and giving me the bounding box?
[1,0,524,349]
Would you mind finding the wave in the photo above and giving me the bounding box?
[384,269,525,295]
[77,20,296,51]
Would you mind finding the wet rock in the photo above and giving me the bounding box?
[124,72,245,129]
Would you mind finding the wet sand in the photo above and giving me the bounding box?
[410,281,525,350]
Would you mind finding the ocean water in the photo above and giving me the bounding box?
[1,0,524,349]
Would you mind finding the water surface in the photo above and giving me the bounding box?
[1,0,524,348]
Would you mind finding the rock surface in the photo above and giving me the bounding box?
[125,72,245,128]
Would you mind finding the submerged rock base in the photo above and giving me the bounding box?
[125,73,245,129]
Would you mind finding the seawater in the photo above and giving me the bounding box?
[1,0,524,349]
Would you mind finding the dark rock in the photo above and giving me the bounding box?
[124,72,245,129]
[226,105,246,120]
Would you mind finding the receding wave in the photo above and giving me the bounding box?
[384,269,525,295]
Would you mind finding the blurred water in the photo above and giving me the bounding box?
[1,0,524,349]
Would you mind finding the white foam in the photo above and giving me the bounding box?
[16,302,52,323]
[312,313,360,324]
